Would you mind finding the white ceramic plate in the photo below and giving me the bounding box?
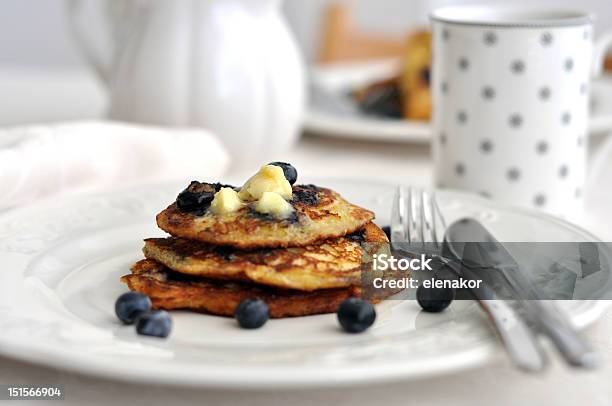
[305,59,612,143]
[0,179,610,389]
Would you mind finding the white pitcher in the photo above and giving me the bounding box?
[67,0,305,162]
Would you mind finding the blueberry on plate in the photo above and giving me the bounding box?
[337,298,376,333]
[115,292,151,324]
[135,310,172,338]
[234,298,269,329]
[416,283,455,313]
[268,162,298,185]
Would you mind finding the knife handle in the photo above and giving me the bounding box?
[530,300,599,368]
[442,259,547,372]
[479,299,547,372]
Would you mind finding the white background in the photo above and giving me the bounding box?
[1,0,612,67]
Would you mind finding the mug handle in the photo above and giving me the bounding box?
[591,30,612,78]
[66,0,111,85]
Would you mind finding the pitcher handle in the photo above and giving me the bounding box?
[66,0,112,85]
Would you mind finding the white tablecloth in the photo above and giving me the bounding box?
[2,67,612,406]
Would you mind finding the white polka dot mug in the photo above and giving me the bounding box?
[430,6,612,218]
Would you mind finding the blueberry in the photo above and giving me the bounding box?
[175,181,216,212]
[176,189,214,212]
[358,81,403,119]
[269,162,298,185]
[135,310,172,338]
[337,298,376,333]
[416,283,455,312]
[234,298,269,329]
[115,292,151,324]
[420,67,431,85]
[381,225,391,240]
[212,182,235,191]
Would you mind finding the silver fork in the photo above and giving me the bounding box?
[390,186,547,372]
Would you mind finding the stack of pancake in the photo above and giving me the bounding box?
[122,182,389,318]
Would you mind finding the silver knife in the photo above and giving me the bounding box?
[444,218,599,369]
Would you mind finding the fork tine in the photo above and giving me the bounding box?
[432,192,447,231]
[401,186,411,243]
[418,188,426,244]
[430,191,448,248]
[405,186,412,244]
[390,186,406,245]
[392,186,445,248]
[422,190,437,246]
[409,187,423,244]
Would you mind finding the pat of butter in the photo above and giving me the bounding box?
[210,187,243,215]
[238,165,292,201]
[254,192,294,218]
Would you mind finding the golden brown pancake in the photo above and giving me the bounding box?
[143,222,388,291]
[121,259,372,318]
[156,184,374,249]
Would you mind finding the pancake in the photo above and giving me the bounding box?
[143,222,388,291]
[121,259,370,318]
[156,183,374,249]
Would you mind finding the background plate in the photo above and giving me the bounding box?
[0,179,609,389]
[305,59,612,143]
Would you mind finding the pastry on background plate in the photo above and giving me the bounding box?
[400,30,432,121]
[351,29,432,121]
